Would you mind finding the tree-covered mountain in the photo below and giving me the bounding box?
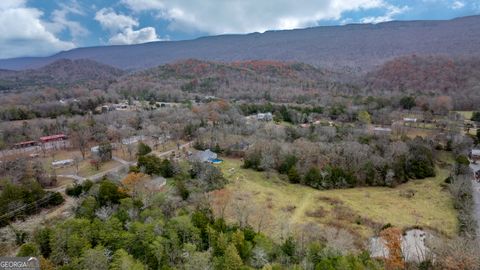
[1,15,479,71]
[0,59,124,90]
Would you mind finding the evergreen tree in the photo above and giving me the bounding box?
[110,249,145,270]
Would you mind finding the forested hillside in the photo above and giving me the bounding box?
[0,59,124,91]
[1,15,480,71]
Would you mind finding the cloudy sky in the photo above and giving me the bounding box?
[0,0,479,59]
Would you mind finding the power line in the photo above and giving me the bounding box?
[0,192,60,222]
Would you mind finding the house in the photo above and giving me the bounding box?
[256,112,273,121]
[51,159,74,168]
[193,149,218,163]
[40,134,67,143]
[470,149,480,162]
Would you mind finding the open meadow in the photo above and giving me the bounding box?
[215,156,458,245]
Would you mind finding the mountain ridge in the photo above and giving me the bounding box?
[1,15,479,71]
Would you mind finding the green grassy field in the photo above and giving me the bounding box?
[456,111,473,120]
[216,157,458,241]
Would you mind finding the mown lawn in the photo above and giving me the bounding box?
[216,157,458,241]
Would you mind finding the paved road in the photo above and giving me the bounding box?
[470,163,480,239]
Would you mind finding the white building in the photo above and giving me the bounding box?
[256,112,273,121]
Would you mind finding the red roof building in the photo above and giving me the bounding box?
[39,134,67,143]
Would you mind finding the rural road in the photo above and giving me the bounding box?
[469,163,480,239]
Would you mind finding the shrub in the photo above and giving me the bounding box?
[48,192,65,206]
[399,96,416,110]
[137,142,152,156]
[287,166,301,183]
[98,181,127,206]
[17,243,39,257]
[243,150,262,171]
[278,154,297,174]
[66,184,83,197]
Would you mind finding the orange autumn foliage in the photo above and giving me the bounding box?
[120,172,146,195]
[380,227,404,270]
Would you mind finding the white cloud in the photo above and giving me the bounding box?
[95,8,161,45]
[360,4,409,24]
[45,1,89,42]
[451,1,465,10]
[108,27,160,45]
[0,1,75,59]
[121,0,404,34]
[95,8,139,32]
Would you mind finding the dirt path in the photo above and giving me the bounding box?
[289,191,313,226]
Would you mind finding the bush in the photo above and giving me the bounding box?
[287,166,301,183]
[322,167,357,188]
[98,181,127,206]
[399,96,416,110]
[98,142,113,162]
[304,167,321,187]
[278,154,297,174]
[66,181,93,197]
[406,142,435,179]
[48,192,65,206]
[176,179,190,200]
[137,142,152,156]
[243,150,262,171]
[66,184,83,197]
[160,159,175,178]
[137,154,161,175]
[17,243,39,257]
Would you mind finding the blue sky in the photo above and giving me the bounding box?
[0,0,479,59]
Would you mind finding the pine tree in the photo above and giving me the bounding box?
[219,244,243,270]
